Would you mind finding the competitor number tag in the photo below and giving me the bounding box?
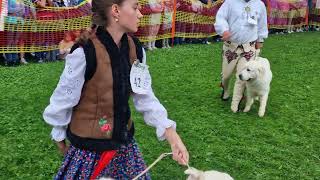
[130,60,151,94]
[247,16,257,25]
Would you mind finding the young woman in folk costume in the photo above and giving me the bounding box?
[43,0,189,179]
[145,0,163,50]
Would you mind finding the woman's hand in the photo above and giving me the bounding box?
[165,127,189,166]
[55,140,69,155]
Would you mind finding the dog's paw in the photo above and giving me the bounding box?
[243,106,251,112]
[231,106,238,113]
[258,110,265,117]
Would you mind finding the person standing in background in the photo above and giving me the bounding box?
[214,0,268,112]
[162,0,174,48]
[146,0,163,50]
[5,0,25,66]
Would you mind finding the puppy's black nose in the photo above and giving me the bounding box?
[239,74,243,80]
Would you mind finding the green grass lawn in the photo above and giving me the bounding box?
[0,32,319,179]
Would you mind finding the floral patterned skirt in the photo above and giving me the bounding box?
[54,138,151,180]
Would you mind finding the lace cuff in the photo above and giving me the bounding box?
[51,126,67,142]
[156,119,177,141]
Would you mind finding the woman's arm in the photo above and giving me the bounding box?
[132,48,189,165]
[43,48,86,142]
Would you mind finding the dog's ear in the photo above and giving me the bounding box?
[185,167,201,179]
[258,66,265,75]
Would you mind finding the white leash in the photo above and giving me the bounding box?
[132,152,189,180]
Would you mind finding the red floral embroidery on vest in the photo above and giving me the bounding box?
[99,115,112,135]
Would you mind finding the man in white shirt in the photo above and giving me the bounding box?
[214,0,268,112]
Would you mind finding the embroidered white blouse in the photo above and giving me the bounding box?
[43,47,176,142]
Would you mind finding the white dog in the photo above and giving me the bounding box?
[185,167,234,180]
[238,57,272,117]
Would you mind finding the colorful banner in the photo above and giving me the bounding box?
[0,0,92,53]
[267,0,308,28]
[136,0,222,41]
[0,0,318,53]
[0,0,8,31]
[309,0,320,26]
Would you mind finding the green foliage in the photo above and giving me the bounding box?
[0,32,319,179]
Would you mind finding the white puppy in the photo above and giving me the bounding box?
[185,167,234,180]
[238,57,272,117]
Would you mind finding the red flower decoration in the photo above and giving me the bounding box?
[100,124,111,132]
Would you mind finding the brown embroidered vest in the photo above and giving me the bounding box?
[69,34,137,141]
